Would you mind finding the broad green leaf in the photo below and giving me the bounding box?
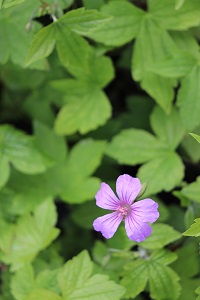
[132,17,176,112]
[35,269,60,294]
[181,176,200,203]
[52,79,112,135]
[11,264,35,300]
[83,0,105,9]
[149,0,200,30]
[27,289,63,300]
[148,52,196,78]
[178,278,200,300]
[55,86,111,135]
[148,259,181,300]
[0,1,41,66]
[106,129,167,165]
[121,259,148,299]
[150,105,185,150]
[4,199,60,270]
[0,154,10,189]
[59,7,112,35]
[190,133,200,143]
[26,24,56,66]
[150,249,178,266]
[182,218,200,237]
[0,125,50,176]
[34,121,67,164]
[170,31,200,58]
[140,223,181,249]
[138,152,184,196]
[86,1,145,46]
[58,250,125,300]
[181,130,200,163]
[177,66,200,130]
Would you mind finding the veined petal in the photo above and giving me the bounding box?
[131,199,159,223]
[93,212,123,239]
[116,174,142,206]
[125,213,152,242]
[96,182,120,210]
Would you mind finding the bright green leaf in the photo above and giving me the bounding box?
[0,154,10,189]
[140,223,181,249]
[138,152,184,196]
[35,269,60,294]
[26,23,56,66]
[59,7,112,35]
[121,259,148,298]
[150,105,185,150]
[4,199,60,270]
[58,250,125,300]
[11,264,35,300]
[27,289,63,300]
[182,218,200,237]
[0,0,26,9]
[177,66,200,130]
[86,1,145,46]
[53,80,111,135]
[106,129,167,165]
[175,0,186,9]
[190,133,200,143]
[149,0,200,30]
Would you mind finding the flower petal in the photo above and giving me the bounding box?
[131,199,159,223]
[96,182,120,210]
[93,212,123,239]
[116,174,142,205]
[125,213,152,242]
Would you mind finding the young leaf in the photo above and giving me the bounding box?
[177,66,200,130]
[26,24,56,66]
[4,199,60,270]
[86,1,145,46]
[182,218,200,237]
[181,176,200,203]
[58,250,125,300]
[27,289,63,300]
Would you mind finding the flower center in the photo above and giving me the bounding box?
[117,205,129,218]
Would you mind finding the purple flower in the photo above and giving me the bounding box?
[93,174,159,242]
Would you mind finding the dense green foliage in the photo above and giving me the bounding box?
[0,0,200,299]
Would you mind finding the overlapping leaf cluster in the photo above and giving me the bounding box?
[0,0,200,299]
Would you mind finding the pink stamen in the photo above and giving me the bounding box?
[117,205,129,217]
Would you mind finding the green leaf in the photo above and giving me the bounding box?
[150,249,178,266]
[177,66,200,130]
[52,80,112,135]
[34,121,67,164]
[0,0,26,9]
[0,125,50,174]
[121,259,148,299]
[150,105,185,150]
[35,270,60,294]
[0,1,41,66]
[148,52,196,78]
[27,289,63,300]
[140,223,181,249]
[11,264,35,300]
[148,259,181,300]
[26,24,56,66]
[106,129,167,165]
[149,0,200,30]
[190,133,200,143]
[86,1,145,46]
[59,7,112,35]
[0,154,10,189]
[4,199,60,270]
[58,250,125,300]
[181,176,200,203]
[132,17,176,112]
[138,152,184,196]
[182,218,200,237]
[181,130,200,163]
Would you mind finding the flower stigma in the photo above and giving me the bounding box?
[117,205,130,218]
